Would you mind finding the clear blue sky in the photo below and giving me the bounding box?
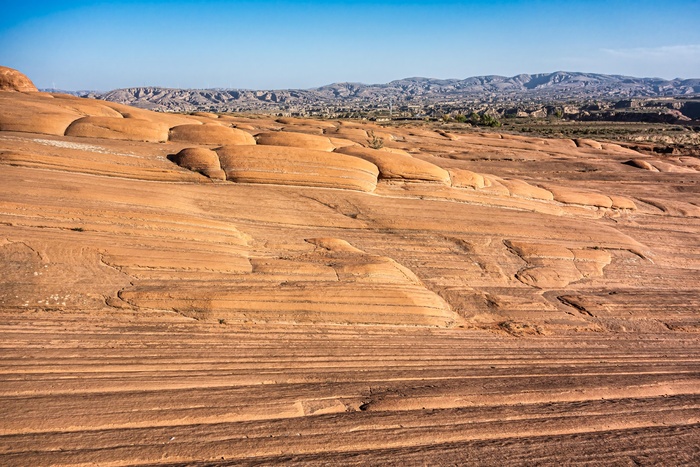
[1,0,699,91]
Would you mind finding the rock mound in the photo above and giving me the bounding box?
[0,66,38,92]
[574,138,603,150]
[506,240,611,289]
[65,116,169,142]
[48,93,125,118]
[169,123,256,145]
[646,160,697,173]
[449,169,486,189]
[216,145,379,192]
[625,159,659,171]
[499,178,554,201]
[609,195,637,210]
[327,127,368,142]
[255,132,336,151]
[169,148,226,180]
[540,184,613,208]
[0,93,82,135]
[336,145,450,184]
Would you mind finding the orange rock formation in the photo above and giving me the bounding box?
[1,68,699,465]
[0,65,38,92]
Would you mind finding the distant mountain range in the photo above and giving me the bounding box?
[46,71,700,114]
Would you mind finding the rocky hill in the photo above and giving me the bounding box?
[79,71,700,114]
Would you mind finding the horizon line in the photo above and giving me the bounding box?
[35,70,698,94]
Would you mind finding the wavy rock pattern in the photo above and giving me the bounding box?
[168,147,226,180]
[216,145,379,192]
[505,240,611,288]
[121,238,455,326]
[169,123,256,145]
[1,68,699,465]
[255,131,336,151]
[65,116,170,142]
[336,145,451,183]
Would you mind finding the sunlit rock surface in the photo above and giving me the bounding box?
[1,68,699,466]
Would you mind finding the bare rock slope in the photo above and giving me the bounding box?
[0,65,38,92]
[1,68,699,465]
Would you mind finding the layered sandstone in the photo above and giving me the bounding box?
[336,145,451,183]
[0,65,38,92]
[216,145,379,191]
[169,123,256,145]
[255,131,336,151]
[1,68,699,466]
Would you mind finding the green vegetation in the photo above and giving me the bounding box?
[366,130,384,149]
[470,112,501,127]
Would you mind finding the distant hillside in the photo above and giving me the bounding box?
[77,71,700,114]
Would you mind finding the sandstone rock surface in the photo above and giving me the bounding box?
[449,168,486,189]
[499,178,554,200]
[169,147,226,180]
[1,74,699,466]
[169,123,256,145]
[0,66,38,92]
[255,131,336,151]
[336,145,451,183]
[65,116,169,142]
[216,145,379,191]
[540,183,614,208]
[0,93,83,135]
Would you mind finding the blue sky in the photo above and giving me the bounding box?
[1,0,699,90]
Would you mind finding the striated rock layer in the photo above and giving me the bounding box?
[1,68,699,465]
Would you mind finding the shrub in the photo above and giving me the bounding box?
[481,114,502,127]
[366,130,384,149]
[470,112,501,128]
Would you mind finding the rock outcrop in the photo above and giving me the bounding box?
[168,147,226,180]
[0,66,38,92]
[255,131,336,151]
[216,145,379,192]
[169,123,256,145]
[449,168,486,189]
[65,116,170,142]
[505,240,612,289]
[336,145,451,183]
[0,74,695,333]
[3,69,700,466]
